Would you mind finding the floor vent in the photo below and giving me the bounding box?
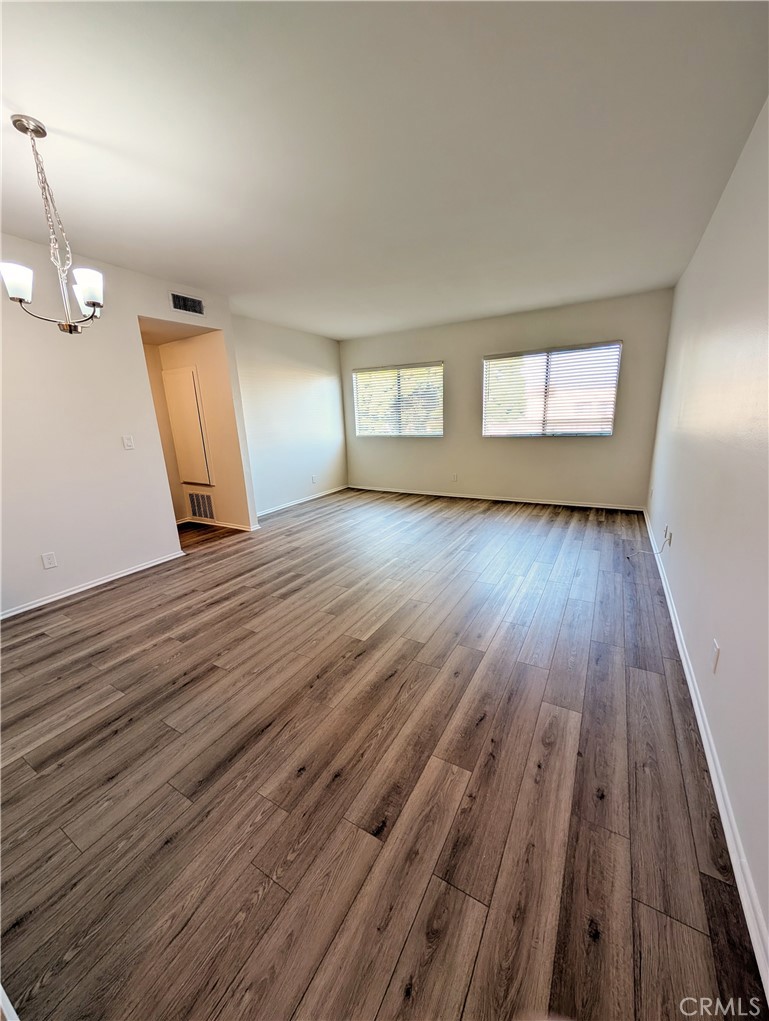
[189,492,214,519]
[170,292,205,316]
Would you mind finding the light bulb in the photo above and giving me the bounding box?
[0,262,33,303]
[72,267,103,307]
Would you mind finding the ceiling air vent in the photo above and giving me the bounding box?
[170,292,205,316]
[189,492,214,520]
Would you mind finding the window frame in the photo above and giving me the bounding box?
[481,340,622,439]
[352,360,445,438]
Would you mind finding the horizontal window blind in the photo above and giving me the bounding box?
[483,342,622,437]
[353,363,443,437]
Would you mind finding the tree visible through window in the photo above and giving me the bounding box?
[483,342,622,436]
[353,363,443,436]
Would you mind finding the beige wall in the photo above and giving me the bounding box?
[1,233,256,615]
[340,289,673,508]
[142,344,186,520]
[233,316,347,514]
[648,103,768,979]
[158,331,252,529]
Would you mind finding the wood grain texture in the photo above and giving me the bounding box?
[51,809,288,1021]
[634,901,719,1021]
[253,656,436,891]
[599,530,625,573]
[403,571,478,644]
[123,865,288,1021]
[550,538,582,586]
[623,579,664,673]
[345,645,481,840]
[457,577,522,652]
[550,815,633,1021]
[1,683,124,765]
[0,824,81,924]
[0,756,38,800]
[432,622,525,771]
[701,874,768,1017]
[652,578,680,659]
[543,597,594,712]
[627,665,709,932]
[0,492,752,1021]
[517,580,570,669]
[570,547,601,602]
[573,641,630,837]
[258,638,425,810]
[211,820,380,1021]
[435,661,550,905]
[503,560,552,626]
[664,657,734,884]
[463,701,581,1020]
[295,757,469,1021]
[376,876,486,1021]
[592,569,624,646]
[7,779,284,1020]
[415,626,463,669]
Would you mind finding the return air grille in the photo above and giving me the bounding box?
[189,492,214,519]
[170,292,205,316]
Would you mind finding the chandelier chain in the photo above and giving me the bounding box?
[3,112,104,333]
[28,131,72,276]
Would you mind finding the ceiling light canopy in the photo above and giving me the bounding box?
[1,114,104,334]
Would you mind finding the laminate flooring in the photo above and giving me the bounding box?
[177,521,243,552]
[1,490,765,1020]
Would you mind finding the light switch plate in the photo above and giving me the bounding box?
[122,435,135,450]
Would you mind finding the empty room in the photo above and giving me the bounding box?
[1,3,767,1020]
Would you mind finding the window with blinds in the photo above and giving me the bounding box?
[482,342,622,437]
[353,363,443,437]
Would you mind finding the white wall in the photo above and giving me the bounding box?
[158,331,252,529]
[143,343,187,520]
[648,103,769,979]
[233,315,347,514]
[1,234,256,615]
[340,289,673,508]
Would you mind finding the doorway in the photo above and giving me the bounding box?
[139,315,253,544]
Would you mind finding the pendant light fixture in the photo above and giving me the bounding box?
[1,115,104,334]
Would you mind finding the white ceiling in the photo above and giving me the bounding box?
[138,316,217,346]
[2,2,767,339]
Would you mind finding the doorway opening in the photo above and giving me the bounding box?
[139,315,252,546]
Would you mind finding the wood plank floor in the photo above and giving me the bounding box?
[2,489,765,1021]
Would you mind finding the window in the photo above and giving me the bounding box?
[353,363,443,437]
[482,342,622,437]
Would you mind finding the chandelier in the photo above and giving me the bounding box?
[1,115,104,334]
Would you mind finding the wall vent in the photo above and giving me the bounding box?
[170,292,205,316]
[189,492,215,519]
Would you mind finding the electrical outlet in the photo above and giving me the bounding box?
[41,552,58,570]
[451,473,458,482]
[711,639,720,673]
[667,531,673,547]
[122,435,135,450]
[311,475,317,484]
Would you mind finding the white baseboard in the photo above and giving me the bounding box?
[352,484,644,512]
[644,510,769,992]
[0,551,186,619]
[257,486,349,517]
[1,985,19,1021]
